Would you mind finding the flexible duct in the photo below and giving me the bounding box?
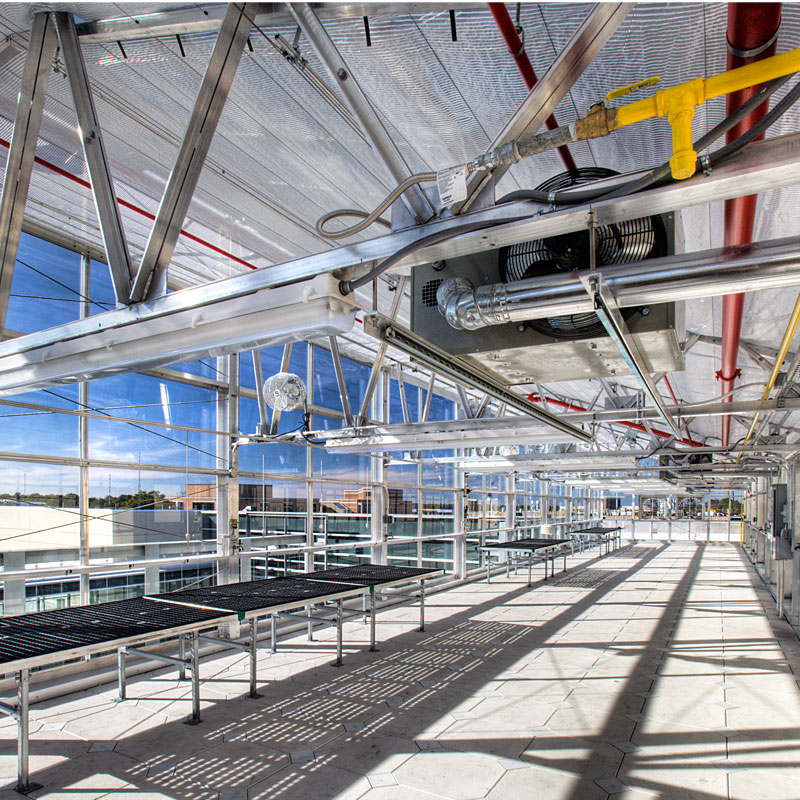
[436,235,800,330]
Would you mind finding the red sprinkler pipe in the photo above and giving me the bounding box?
[0,137,257,271]
[487,3,577,173]
[526,393,705,448]
[718,2,782,447]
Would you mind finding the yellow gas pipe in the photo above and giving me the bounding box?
[588,47,800,180]
[737,290,800,460]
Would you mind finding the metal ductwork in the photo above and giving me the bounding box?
[437,234,800,330]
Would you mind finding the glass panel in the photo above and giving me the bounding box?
[7,233,83,333]
[312,415,369,483]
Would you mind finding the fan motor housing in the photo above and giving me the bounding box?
[410,210,684,385]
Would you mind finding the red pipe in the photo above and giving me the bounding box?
[0,137,257,271]
[527,393,705,448]
[487,3,578,173]
[719,3,781,447]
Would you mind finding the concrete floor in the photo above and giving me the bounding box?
[1,540,799,800]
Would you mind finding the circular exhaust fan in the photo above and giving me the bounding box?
[263,372,307,411]
[499,167,669,340]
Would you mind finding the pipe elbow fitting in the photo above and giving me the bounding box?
[437,277,474,330]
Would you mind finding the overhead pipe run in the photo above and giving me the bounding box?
[436,235,800,330]
[719,2,782,448]
[526,393,705,447]
[487,3,577,172]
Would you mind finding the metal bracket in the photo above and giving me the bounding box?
[582,273,681,438]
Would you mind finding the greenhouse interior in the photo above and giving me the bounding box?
[0,2,799,798]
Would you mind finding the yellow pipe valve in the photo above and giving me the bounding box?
[657,78,705,180]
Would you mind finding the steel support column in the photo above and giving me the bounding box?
[55,12,134,305]
[0,12,58,332]
[79,254,91,606]
[289,4,433,223]
[130,3,253,301]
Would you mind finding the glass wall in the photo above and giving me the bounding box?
[0,231,603,614]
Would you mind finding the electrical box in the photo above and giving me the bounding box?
[772,483,792,561]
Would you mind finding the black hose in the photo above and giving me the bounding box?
[339,217,527,295]
[599,72,800,201]
[496,73,795,208]
[339,75,800,298]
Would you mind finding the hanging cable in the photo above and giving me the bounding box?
[316,172,438,239]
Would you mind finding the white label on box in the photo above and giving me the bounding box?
[437,165,468,206]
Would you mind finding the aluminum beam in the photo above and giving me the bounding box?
[130,3,253,302]
[688,331,791,372]
[459,3,631,212]
[588,273,681,437]
[556,396,800,423]
[328,336,354,427]
[364,315,592,442]
[251,349,269,434]
[76,4,480,42]
[0,275,357,396]
[0,12,58,332]
[5,133,800,391]
[55,12,134,305]
[289,4,434,223]
[268,343,293,435]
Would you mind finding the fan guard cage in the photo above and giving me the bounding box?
[499,167,668,340]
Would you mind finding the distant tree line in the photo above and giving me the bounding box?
[0,490,175,510]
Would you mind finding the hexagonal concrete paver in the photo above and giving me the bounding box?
[394,750,505,799]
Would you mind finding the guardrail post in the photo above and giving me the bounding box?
[3,552,26,616]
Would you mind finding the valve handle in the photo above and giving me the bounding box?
[606,76,660,104]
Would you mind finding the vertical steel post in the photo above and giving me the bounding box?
[270,614,277,653]
[79,253,91,606]
[187,630,201,724]
[335,599,343,666]
[178,634,186,680]
[117,650,127,699]
[369,586,377,652]
[0,12,58,333]
[418,580,425,631]
[16,670,31,794]
[249,617,261,698]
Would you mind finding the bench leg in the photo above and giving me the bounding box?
[332,599,343,667]
[16,669,37,794]
[117,649,127,700]
[186,631,201,725]
[419,580,426,632]
[369,586,377,652]
[249,617,261,699]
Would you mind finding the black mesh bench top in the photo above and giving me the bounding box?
[480,538,572,551]
[147,577,367,614]
[569,526,622,534]
[0,597,229,668]
[296,564,442,587]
